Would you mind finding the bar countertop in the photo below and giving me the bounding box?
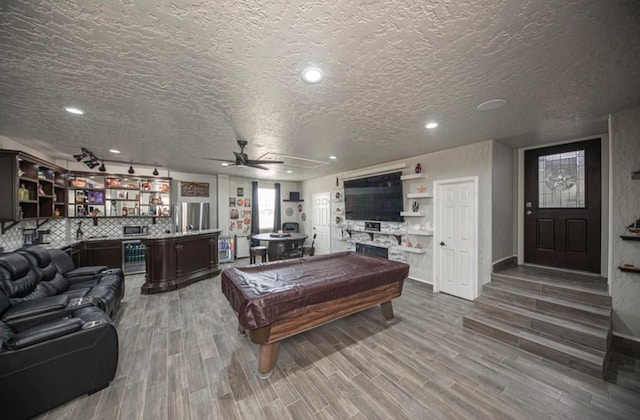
[2,229,222,253]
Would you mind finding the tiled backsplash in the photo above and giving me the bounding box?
[0,217,171,250]
[343,220,407,262]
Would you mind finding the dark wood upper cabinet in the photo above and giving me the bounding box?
[0,150,67,224]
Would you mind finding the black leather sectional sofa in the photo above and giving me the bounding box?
[0,245,124,420]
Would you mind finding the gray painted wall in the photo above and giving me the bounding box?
[609,108,640,338]
[302,140,494,288]
[491,140,516,264]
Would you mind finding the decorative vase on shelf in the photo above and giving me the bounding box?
[415,163,422,174]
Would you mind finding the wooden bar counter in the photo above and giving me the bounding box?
[141,229,221,294]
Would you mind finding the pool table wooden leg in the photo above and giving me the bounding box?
[380,301,395,323]
[258,342,280,379]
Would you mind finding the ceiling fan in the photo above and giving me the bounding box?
[202,139,284,170]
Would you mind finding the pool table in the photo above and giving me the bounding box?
[221,251,409,378]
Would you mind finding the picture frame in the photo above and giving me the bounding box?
[181,181,209,197]
[237,187,244,197]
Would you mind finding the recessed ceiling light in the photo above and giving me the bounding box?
[221,162,230,167]
[425,122,439,129]
[109,149,121,154]
[286,170,292,174]
[477,99,507,111]
[301,67,324,84]
[64,107,85,115]
[329,155,337,160]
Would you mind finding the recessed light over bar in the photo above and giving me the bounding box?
[425,122,439,129]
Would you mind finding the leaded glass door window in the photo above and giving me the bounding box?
[538,150,585,208]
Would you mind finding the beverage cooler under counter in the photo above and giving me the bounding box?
[123,240,146,274]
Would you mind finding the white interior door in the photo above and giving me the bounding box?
[434,177,478,301]
[312,192,331,255]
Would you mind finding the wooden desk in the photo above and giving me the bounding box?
[252,232,308,261]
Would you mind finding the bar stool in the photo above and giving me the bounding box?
[250,246,268,264]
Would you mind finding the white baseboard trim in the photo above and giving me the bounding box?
[408,276,432,285]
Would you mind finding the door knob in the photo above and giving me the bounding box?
[440,242,445,246]
[526,210,532,215]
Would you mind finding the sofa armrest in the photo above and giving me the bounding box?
[1,295,70,322]
[3,296,96,332]
[6,317,83,350]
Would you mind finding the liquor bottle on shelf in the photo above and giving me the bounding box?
[19,184,29,201]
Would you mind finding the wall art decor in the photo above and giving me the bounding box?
[181,181,209,197]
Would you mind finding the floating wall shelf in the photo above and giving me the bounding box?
[400,211,425,217]
[399,246,426,254]
[407,192,432,199]
[400,174,426,181]
[406,229,433,236]
[618,265,640,274]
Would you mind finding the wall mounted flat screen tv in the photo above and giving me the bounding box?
[344,172,404,222]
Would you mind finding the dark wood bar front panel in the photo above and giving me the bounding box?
[141,230,221,294]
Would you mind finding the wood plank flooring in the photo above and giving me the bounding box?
[38,259,640,420]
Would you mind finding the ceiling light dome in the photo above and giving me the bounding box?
[477,99,507,111]
[425,122,439,129]
[301,67,324,84]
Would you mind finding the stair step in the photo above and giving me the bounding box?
[491,272,611,306]
[463,311,606,378]
[482,283,611,328]
[497,265,608,289]
[474,295,610,351]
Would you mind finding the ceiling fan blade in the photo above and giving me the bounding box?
[246,159,284,165]
[248,164,270,170]
[233,151,248,164]
[200,157,235,163]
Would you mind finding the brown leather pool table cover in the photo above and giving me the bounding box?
[221,252,410,330]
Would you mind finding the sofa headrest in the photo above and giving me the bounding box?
[0,253,31,279]
[18,245,52,267]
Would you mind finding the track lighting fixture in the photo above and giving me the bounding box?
[71,148,159,175]
[85,159,100,169]
[73,148,88,162]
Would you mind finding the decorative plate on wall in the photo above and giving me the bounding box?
[285,207,294,216]
[301,213,306,221]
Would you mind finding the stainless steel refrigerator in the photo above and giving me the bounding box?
[175,202,210,232]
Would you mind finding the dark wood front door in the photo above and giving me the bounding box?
[524,139,601,273]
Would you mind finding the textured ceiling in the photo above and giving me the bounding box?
[1,0,639,181]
